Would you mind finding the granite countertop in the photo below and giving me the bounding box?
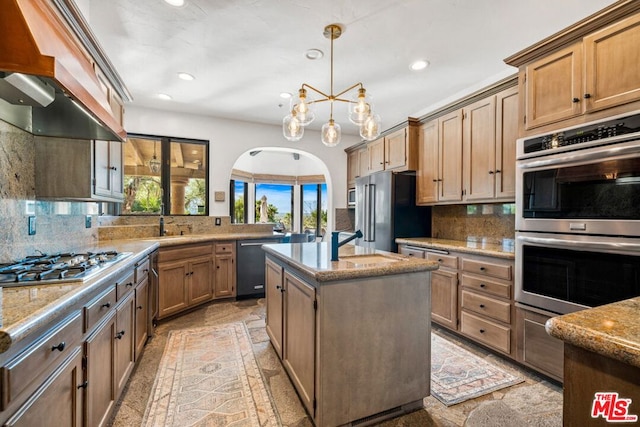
[546,297,640,369]
[263,242,439,282]
[0,240,159,354]
[139,232,283,247]
[395,237,515,259]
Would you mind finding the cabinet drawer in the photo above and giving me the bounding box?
[116,270,135,300]
[461,258,511,280]
[0,312,82,410]
[461,290,511,324]
[158,244,213,263]
[426,252,458,269]
[84,286,116,332]
[461,274,511,299]
[215,242,234,254]
[135,258,150,284]
[398,246,425,258]
[460,311,511,354]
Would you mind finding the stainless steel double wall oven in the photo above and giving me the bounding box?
[515,111,640,315]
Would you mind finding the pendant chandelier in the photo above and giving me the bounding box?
[283,24,381,147]
[148,141,161,174]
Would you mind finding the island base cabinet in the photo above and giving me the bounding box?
[3,347,83,427]
[265,259,284,359]
[563,344,640,427]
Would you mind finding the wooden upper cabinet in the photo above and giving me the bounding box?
[384,127,408,170]
[583,13,640,113]
[463,97,496,201]
[357,147,369,178]
[416,120,439,205]
[495,86,519,199]
[367,138,385,174]
[524,43,583,129]
[347,150,359,188]
[439,110,464,202]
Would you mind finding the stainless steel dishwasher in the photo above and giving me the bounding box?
[236,236,283,298]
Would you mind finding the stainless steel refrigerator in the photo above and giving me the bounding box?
[355,171,431,252]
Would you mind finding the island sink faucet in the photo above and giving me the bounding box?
[331,230,363,261]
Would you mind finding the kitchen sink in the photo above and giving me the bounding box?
[340,254,403,265]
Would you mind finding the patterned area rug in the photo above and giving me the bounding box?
[142,322,281,426]
[431,334,524,406]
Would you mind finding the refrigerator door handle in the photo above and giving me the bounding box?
[368,184,376,242]
[363,183,370,241]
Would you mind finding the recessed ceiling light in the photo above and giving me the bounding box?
[305,49,324,60]
[410,59,430,71]
[280,92,292,99]
[177,72,195,81]
[164,0,185,6]
[157,93,172,100]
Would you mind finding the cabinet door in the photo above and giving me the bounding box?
[431,269,458,330]
[417,120,439,204]
[4,348,83,427]
[265,258,284,358]
[157,260,189,319]
[584,13,640,113]
[93,140,111,197]
[213,254,235,299]
[109,141,123,199]
[347,150,359,187]
[85,312,116,427]
[525,43,583,129]
[114,293,135,397]
[438,110,463,202]
[367,138,385,173]
[283,272,316,416]
[134,277,149,361]
[495,86,518,199]
[357,147,369,178]
[463,97,496,201]
[190,256,214,304]
[384,127,407,170]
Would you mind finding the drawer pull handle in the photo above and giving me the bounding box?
[479,304,485,308]
[480,283,486,288]
[101,302,111,309]
[479,267,486,271]
[437,258,443,262]
[137,305,143,310]
[276,285,281,290]
[115,330,125,340]
[479,329,485,334]
[51,342,66,352]
[572,97,580,103]
[126,282,133,287]
[77,381,88,390]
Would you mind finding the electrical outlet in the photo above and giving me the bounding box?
[28,216,36,235]
[215,217,221,226]
[85,215,92,228]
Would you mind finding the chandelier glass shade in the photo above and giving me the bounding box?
[283,24,381,147]
[148,141,161,174]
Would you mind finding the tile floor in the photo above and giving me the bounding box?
[108,299,563,427]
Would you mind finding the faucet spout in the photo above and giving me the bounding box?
[331,230,363,261]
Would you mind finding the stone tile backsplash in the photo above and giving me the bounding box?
[432,203,515,244]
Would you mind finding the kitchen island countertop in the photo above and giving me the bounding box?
[545,297,640,369]
[262,242,438,282]
[395,237,515,259]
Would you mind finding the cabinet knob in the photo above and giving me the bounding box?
[495,169,501,174]
[572,97,580,103]
[479,304,485,309]
[115,330,125,340]
[479,329,485,334]
[137,305,143,310]
[432,179,438,183]
[488,171,494,175]
[77,381,88,390]
[479,267,486,271]
[584,93,592,99]
[126,282,133,287]
[51,342,66,352]
[101,302,111,309]
[110,166,117,170]
[480,283,486,288]
[437,258,443,262]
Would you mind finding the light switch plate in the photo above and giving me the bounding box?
[28,216,36,235]
[215,217,221,226]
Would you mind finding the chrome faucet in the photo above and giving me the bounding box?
[331,230,363,261]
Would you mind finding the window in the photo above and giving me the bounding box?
[301,183,327,237]
[122,134,209,215]
[231,179,248,223]
[255,183,293,229]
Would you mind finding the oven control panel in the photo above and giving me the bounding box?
[522,112,640,154]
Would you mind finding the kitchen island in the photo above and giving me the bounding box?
[546,298,640,426]
[262,242,438,427]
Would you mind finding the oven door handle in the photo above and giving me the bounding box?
[517,235,640,253]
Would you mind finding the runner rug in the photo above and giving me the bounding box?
[142,322,281,427]
[430,334,524,406]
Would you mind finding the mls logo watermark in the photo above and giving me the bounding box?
[592,392,638,422]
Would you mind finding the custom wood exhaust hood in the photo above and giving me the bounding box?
[0,0,130,141]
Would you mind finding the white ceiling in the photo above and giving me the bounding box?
[84,0,617,137]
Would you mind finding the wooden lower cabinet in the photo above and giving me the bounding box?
[84,310,117,427]
[265,258,284,358]
[189,256,215,304]
[114,293,135,397]
[134,277,149,360]
[431,269,458,329]
[214,242,236,299]
[515,306,564,381]
[282,272,316,416]
[3,347,83,427]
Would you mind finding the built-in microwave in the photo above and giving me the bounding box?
[347,188,356,207]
